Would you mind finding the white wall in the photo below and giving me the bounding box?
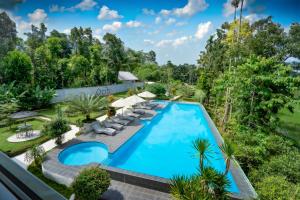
[51,82,144,103]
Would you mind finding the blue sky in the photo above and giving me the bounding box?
[2,0,300,64]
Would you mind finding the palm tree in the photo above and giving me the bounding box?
[219,141,235,175]
[192,138,213,173]
[238,0,245,39]
[171,168,230,200]
[231,0,240,21]
[68,94,107,121]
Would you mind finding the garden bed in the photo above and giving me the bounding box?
[0,119,50,156]
[28,163,73,198]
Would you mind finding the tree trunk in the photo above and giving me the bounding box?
[221,88,231,131]
[238,0,244,42]
[225,159,231,175]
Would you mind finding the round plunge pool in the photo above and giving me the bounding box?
[58,142,109,166]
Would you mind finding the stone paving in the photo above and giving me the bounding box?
[101,180,171,200]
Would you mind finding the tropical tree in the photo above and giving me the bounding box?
[25,145,45,166]
[192,138,213,172]
[219,141,235,175]
[0,12,17,59]
[231,0,240,21]
[68,94,107,121]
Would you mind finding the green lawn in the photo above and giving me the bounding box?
[278,103,300,146]
[0,119,50,156]
[28,164,73,198]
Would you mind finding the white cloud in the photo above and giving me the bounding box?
[98,6,123,20]
[155,17,161,24]
[28,9,47,24]
[49,0,97,12]
[176,21,188,27]
[126,20,142,28]
[156,39,173,47]
[166,30,177,37]
[173,36,192,47]
[195,21,212,40]
[63,29,71,34]
[245,13,264,24]
[144,39,155,45]
[156,36,192,48]
[160,0,208,18]
[142,8,155,15]
[148,30,160,35]
[102,21,122,33]
[223,0,247,17]
[160,9,171,17]
[165,18,176,25]
[18,20,31,32]
[174,0,208,17]
[74,0,97,11]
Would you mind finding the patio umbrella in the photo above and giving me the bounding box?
[111,98,126,108]
[10,111,38,125]
[122,95,145,106]
[137,91,156,99]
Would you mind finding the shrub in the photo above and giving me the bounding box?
[18,86,55,110]
[107,95,115,103]
[106,106,116,118]
[255,176,300,200]
[25,145,45,166]
[72,167,110,200]
[146,83,166,96]
[127,88,135,96]
[43,108,69,145]
[250,150,300,184]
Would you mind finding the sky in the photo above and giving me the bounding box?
[1,0,300,65]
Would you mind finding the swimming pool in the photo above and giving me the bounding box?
[59,102,239,193]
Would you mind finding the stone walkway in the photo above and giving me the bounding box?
[101,180,171,200]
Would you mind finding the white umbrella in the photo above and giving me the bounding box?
[123,95,145,106]
[137,91,156,99]
[111,98,126,108]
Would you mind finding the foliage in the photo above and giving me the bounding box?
[192,138,213,172]
[0,102,18,126]
[106,106,116,118]
[68,94,107,121]
[25,145,45,166]
[2,50,32,86]
[18,86,55,110]
[219,141,235,175]
[72,167,110,200]
[177,84,195,98]
[107,95,115,103]
[145,83,166,97]
[0,12,17,59]
[28,163,73,198]
[43,108,69,145]
[194,89,206,103]
[255,176,300,200]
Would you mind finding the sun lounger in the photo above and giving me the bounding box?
[132,108,146,115]
[124,111,140,118]
[102,121,124,130]
[91,122,116,136]
[117,114,135,121]
[110,117,130,125]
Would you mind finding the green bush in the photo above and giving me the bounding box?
[250,150,300,184]
[18,86,55,110]
[255,176,300,200]
[43,108,69,145]
[72,167,110,200]
[146,83,166,96]
[106,106,116,118]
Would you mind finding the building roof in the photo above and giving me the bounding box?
[118,71,138,81]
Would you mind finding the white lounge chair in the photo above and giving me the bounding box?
[91,122,116,136]
[117,114,135,121]
[109,117,130,125]
[102,121,123,130]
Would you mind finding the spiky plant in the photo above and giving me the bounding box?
[219,141,235,175]
[192,138,213,172]
[68,94,107,121]
[25,145,45,166]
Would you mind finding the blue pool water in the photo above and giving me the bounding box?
[59,102,239,193]
[59,142,108,166]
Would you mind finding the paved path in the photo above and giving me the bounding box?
[13,125,80,169]
[101,180,171,200]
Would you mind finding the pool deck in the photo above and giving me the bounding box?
[42,102,257,200]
